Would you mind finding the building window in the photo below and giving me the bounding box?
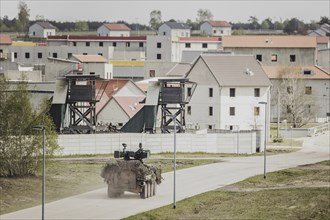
[306,104,312,113]
[230,107,235,116]
[33,31,35,36]
[305,86,312,95]
[271,54,277,62]
[230,88,236,97]
[187,106,191,115]
[163,32,166,35]
[99,42,103,47]
[149,70,155,77]
[139,42,144,47]
[52,53,57,58]
[38,52,42,59]
[202,43,208,48]
[90,72,95,75]
[208,125,213,129]
[254,107,260,116]
[73,42,77,46]
[126,42,130,47]
[256,54,262,62]
[83,53,87,55]
[112,42,117,47]
[25,52,30,59]
[185,43,191,48]
[290,55,296,62]
[254,88,260,97]
[303,69,312,75]
[68,53,72,59]
[209,106,213,116]
[156,54,162,60]
[14,52,17,58]
[157,42,162,48]
[213,30,216,34]
[98,53,103,56]
[86,42,90,47]
[187,87,192,96]
[209,88,213,97]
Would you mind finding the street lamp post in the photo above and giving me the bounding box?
[32,125,46,220]
[172,114,177,209]
[258,102,267,179]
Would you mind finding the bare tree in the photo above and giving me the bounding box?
[17,1,30,35]
[278,66,317,128]
[196,9,213,24]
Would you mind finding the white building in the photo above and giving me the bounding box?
[97,23,131,37]
[158,22,191,38]
[200,20,232,36]
[29,22,56,38]
[185,54,272,134]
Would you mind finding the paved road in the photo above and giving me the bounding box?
[1,132,329,220]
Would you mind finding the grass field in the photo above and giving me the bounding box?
[125,160,330,220]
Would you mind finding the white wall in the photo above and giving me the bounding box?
[57,132,258,155]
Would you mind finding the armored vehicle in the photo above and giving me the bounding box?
[101,143,162,199]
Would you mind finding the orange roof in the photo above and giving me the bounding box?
[206,20,232,27]
[223,35,317,48]
[0,35,12,45]
[262,65,330,79]
[179,37,222,42]
[72,55,107,63]
[103,23,131,31]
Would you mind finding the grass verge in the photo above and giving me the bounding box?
[0,157,220,215]
[124,160,330,220]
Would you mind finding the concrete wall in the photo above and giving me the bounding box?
[56,131,258,155]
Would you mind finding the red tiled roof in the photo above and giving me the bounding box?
[103,23,131,31]
[114,96,145,118]
[0,35,12,45]
[207,20,232,27]
[316,36,329,44]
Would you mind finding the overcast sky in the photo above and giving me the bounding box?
[1,0,329,25]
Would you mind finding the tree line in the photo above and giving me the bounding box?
[0,2,329,35]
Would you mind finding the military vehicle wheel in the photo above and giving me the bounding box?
[140,185,148,199]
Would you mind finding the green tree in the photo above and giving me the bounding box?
[196,9,213,24]
[0,76,60,177]
[248,16,259,30]
[318,16,330,25]
[74,20,89,31]
[16,1,30,35]
[260,20,270,30]
[149,10,162,31]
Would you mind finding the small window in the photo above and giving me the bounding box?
[187,87,192,96]
[33,31,35,36]
[230,107,235,116]
[156,54,161,60]
[271,54,277,62]
[209,88,213,97]
[83,53,87,55]
[86,42,90,47]
[187,106,191,115]
[52,53,57,58]
[149,70,155,77]
[290,55,296,62]
[305,86,312,95]
[208,125,213,129]
[126,42,130,47]
[157,42,162,48]
[73,42,77,46]
[254,107,260,116]
[185,43,191,48]
[112,42,117,47]
[213,30,216,34]
[306,104,311,113]
[25,52,30,59]
[38,52,42,59]
[99,42,103,47]
[254,88,260,97]
[256,54,262,62]
[98,53,103,56]
[230,88,236,97]
[139,42,144,47]
[209,106,213,116]
[229,125,233,130]
[14,52,17,58]
[303,70,312,75]
[68,53,72,59]
[163,32,166,35]
[202,43,208,48]
[90,72,95,75]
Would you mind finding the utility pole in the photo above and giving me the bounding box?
[277,88,280,138]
